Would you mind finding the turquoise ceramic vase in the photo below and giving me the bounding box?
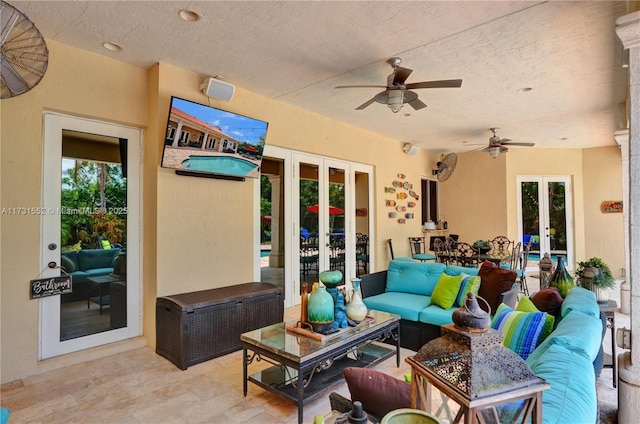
[319,269,343,288]
[308,285,335,333]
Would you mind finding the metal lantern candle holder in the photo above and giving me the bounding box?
[538,253,554,289]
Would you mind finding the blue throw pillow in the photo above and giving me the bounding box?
[491,303,546,360]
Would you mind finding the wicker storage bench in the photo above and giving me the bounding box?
[156,282,283,370]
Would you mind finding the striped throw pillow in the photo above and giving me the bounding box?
[491,303,546,360]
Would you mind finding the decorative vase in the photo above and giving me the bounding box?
[300,283,309,323]
[595,286,610,304]
[346,278,368,322]
[319,269,343,288]
[307,285,335,333]
[548,256,574,298]
[452,293,491,332]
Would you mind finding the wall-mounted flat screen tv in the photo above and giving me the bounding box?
[161,96,268,180]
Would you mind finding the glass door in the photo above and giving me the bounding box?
[517,176,574,270]
[40,113,141,359]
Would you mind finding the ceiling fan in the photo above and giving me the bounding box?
[432,153,457,182]
[481,128,535,158]
[335,57,462,113]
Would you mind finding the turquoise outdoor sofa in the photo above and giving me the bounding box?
[361,259,518,351]
[60,248,121,302]
[523,286,604,424]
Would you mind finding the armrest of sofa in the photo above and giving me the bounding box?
[360,270,388,298]
[498,284,518,309]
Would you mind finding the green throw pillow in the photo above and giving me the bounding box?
[454,274,482,307]
[517,296,555,344]
[431,273,463,310]
[491,303,546,360]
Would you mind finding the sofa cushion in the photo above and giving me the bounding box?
[527,309,603,364]
[516,296,554,344]
[526,343,597,424]
[343,367,410,418]
[84,268,115,278]
[431,273,463,309]
[491,303,545,360]
[386,260,445,296]
[454,275,481,307]
[444,265,479,277]
[363,292,431,321]
[531,287,564,317]
[77,249,120,271]
[60,255,77,273]
[477,261,517,315]
[418,305,455,326]
[560,286,599,320]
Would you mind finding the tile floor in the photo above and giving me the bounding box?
[0,276,627,423]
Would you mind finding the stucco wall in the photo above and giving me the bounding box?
[582,146,625,275]
[0,40,148,383]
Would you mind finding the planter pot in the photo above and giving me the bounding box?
[594,286,611,304]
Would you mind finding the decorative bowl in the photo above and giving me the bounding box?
[319,270,343,288]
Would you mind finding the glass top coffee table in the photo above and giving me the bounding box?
[241,309,400,424]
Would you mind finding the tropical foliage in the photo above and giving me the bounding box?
[61,160,127,249]
[575,257,615,289]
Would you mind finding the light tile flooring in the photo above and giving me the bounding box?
[1,279,626,424]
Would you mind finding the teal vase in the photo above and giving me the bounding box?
[549,256,574,298]
[308,285,335,333]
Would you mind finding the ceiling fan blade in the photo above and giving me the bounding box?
[498,138,512,143]
[405,79,463,89]
[391,66,413,86]
[408,98,428,110]
[502,142,535,147]
[335,85,387,89]
[355,97,377,110]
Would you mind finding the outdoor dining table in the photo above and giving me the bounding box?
[479,251,512,266]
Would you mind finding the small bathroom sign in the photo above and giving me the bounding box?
[30,275,73,299]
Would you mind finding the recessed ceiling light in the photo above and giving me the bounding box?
[178,9,201,22]
[101,42,122,52]
[517,87,533,93]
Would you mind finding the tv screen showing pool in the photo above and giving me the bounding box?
[161,96,268,179]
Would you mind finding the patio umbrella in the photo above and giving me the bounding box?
[306,204,344,215]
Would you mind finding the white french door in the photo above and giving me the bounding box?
[517,175,574,270]
[40,113,142,359]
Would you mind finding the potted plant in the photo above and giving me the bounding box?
[575,257,615,303]
[473,240,491,254]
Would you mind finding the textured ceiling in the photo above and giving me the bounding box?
[13,1,634,154]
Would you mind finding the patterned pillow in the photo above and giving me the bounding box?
[454,274,482,307]
[516,296,555,344]
[431,273,463,310]
[491,303,546,359]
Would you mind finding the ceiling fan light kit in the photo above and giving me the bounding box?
[335,57,461,113]
[479,128,535,158]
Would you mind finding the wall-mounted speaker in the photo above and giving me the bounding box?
[403,143,419,155]
[200,77,235,101]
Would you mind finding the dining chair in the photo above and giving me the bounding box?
[387,239,395,260]
[490,235,513,254]
[432,237,449,264]
[508,241,522,270]
[452,242,479,267]
[409,237,436,262]
[517,237,533,296]
[300,235,319,279]
[355,233,369,276]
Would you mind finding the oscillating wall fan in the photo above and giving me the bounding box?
[0,1,49,99]
[432,153,457,182]
[335,57,462,113]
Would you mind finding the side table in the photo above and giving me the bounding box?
[86,275,125,315]
[599,299,618,388]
